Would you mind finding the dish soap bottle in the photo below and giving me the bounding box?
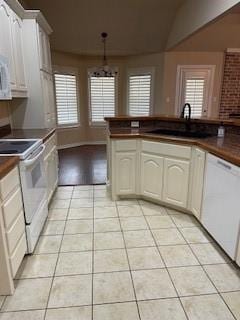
[218,122,225,138]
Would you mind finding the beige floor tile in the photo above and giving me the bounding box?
[64,219,93,234]
[34,235,62,254]
[94,218,121,232]
[0,310,45,320]
[152,228,186,245]
[117,199,139,206]
[94,249,129,273]
[74,185,93,191]
[2,278,52,311]
[93,185,106,190]
[48,208,68,221]
[132,268,177,300]
[17,254,58,279]
[58,186,74,192]
[48,274,92,308]
[146,216,175,229]
[124,230,155,248]
[54,191,72,200]
[166,208,183,215]
[72,190,93,199]
[139,201,168,216]
[93,302,139,320]
[222,291,240,320]
[179,227,212,244]
[181,294,235,320]
[94,206,118,218]
[68,208,93,220]
[159,245,199,267]
[45,306,92,320]
[42,220,65,236]
[94,199,116,207]
[204,264,240,292]
[94,232,124,250]
[61,233,92,252]
[50,199,70,209]
[0,296,5,309]
[70,198,93,208]
[94,189,110,198]
[190,243,230,265]
[171,214,198,228]
[55,251,92,276]
[93,271,135,304]
[127,247,164,270]
[169,266,217,296]
[120,216,148,231]
[118,205,142,217]
[138,298,187,320]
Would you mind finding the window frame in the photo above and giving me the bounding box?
[175,65,215,118]
[53,66,80,129]
[127,67,155,116]
[88,70,118,127]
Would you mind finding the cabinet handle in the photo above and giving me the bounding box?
[217,160,231,170]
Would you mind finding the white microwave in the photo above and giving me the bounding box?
[0,55,11,100]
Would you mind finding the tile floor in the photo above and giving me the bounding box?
[0,185,240,319]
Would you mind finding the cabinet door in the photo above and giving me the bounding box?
[41,71,56,128]
[38,26,51,73]
[163,158,190,208]
[11,13,27,92]
[190,148,205,219]
[115,152,136,195]
[0,0,16,89]
[141,153,163,200]
[45,147,58,203]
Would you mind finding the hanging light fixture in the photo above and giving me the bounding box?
[92,32,117,77]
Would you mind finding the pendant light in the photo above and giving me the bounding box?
[92,32,117,77]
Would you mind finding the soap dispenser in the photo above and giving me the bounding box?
[218,122,225,138]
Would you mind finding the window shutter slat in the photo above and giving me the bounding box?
[90,76,115,123]
[54,73,79,126]
[184,78,205,118]
[128,74,151,116]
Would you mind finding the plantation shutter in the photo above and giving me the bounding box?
[128,74,152,116]
[184,77,205,117]
[90,76,115,123]
[54,73,79,126]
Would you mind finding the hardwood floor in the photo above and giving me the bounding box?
[58,145,107,186]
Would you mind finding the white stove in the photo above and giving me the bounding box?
[0,138,48,253]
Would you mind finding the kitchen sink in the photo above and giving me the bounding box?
[147,128,215,139]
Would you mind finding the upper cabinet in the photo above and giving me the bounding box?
[38,25,52,74]
[0,0,27,97]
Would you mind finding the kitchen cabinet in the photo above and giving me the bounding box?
[141,153,163,200]
[189,148,205,219]
[44,133,58,203]
[0,165,27,295]
[41,71,56,129]
[162,158,190,208]
[115,152,136,195]
[38,25,52,74]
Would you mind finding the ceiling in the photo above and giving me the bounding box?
[23,0,185,56]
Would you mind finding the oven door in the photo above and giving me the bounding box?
[19,145,47,224]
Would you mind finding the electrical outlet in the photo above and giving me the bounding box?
[131,121,140,128]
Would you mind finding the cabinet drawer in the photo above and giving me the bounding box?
[0,167,19,200]
[142,140,191,159]
[3,188,23,230]
[115,140,137,151]
[44,132,56,156]
[10,232,27,277]
[6,211,25,255]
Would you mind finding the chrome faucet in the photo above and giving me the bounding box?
[180,103,191,131]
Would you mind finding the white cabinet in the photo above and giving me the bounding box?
[141,153,163,200]
[41,71,56,128]
[115,152,136,195]
[162,158,190,208]
[38,25,52,73]
[190,148,205,219]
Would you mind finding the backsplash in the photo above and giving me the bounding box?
[0,101,10,127]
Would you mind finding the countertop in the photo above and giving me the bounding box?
[108,127,240,166]
[0,157,19,179]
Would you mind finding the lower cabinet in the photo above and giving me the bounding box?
[115,152,136,195]
[141,153,163,200]
[162,158,190,208]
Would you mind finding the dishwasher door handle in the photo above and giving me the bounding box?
[217,160,232,170]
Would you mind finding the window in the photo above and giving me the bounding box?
[128,68,154,116]
[176,65,215,118]
[89,76,116,124]
[54,73,79,126]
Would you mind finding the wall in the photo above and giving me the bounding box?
[162,51,225,117]
[219,51,240,118]
[0,102,10,126]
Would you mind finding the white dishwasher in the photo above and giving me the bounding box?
[202,153,240,259]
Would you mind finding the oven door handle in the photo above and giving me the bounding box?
[23,145,46,167]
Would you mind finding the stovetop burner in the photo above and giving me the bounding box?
[0,139,42,159]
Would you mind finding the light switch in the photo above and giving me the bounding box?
[131,121,140,128]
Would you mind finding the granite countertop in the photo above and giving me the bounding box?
[108,127,240,166]
[0,157,19,179]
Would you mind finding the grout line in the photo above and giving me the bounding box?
[92,186,95,320]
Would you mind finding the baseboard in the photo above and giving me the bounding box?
[57,141,107,150]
